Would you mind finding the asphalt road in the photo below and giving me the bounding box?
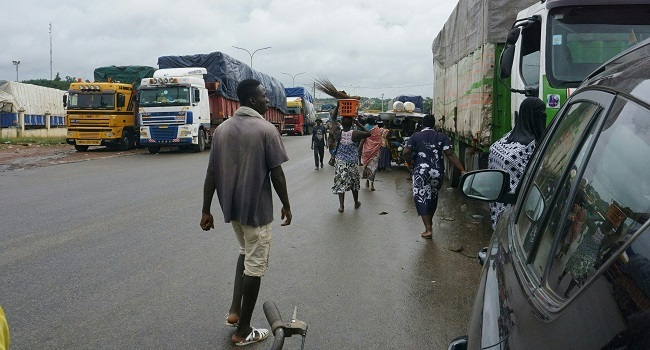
[0,135,492,349]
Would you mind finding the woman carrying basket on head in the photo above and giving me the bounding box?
[331,104,371,212]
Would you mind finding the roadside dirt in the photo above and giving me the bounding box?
[0,143,148,172]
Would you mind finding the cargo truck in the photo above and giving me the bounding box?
[432,0,650,185]
[283,87,315,136]
[64,65,155,151]
[138,52,287,153]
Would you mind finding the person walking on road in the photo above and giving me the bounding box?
[332,112,371,212]
[311,118,328,170]
[200,79,292,347]
[403,114,465,239]
[377,123,391,171]
[488,96,547,229]
[359,117,383,191]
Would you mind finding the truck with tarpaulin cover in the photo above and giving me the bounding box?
[432,0,650,185]
[138,52,287,153]
[64,65,155,151]
[283,87,315,136]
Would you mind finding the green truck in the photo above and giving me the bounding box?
[432,0,650,185]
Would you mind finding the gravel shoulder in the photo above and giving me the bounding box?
[0,144,147,172]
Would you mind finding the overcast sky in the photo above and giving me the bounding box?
[1,0,457,99]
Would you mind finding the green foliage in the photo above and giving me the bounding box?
[0,136,66,148]
[20,72,75,90]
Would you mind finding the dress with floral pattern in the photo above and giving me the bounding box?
[332,130,361,193]
[405,128,452,216]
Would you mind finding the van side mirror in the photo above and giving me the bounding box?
[459,169,514,204]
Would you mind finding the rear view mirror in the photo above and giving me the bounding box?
[62,95,67,108]
[459,170,510,202]
[194,89,200,103]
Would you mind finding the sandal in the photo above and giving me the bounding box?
[232,327,269,346]
[225,313,239,327]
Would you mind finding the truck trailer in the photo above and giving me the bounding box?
[64,65,155,151]
[432,0,650,185]
[283,87,315,136]
[139,52,287,153]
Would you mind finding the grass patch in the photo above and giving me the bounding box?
[0,136,67,148]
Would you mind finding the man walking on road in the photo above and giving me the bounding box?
[200,79,292,346]
[311,118,328,169]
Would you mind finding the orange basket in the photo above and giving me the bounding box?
[339,99,359,117]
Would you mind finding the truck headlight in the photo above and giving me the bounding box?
[140,129,149,138]
[179,129,192,137]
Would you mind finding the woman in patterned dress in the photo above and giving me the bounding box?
[360,117,383,191]
[331,115,371,212]
[403,115,466,239]
[488,97,547,229]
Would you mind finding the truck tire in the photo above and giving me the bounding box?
[148,146,161,154]
[74,145,89,152]
[119,130,132,151]
[194,129,206,152]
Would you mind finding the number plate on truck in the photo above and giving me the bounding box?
[76,140,101,146]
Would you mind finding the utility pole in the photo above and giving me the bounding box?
[50,22,53,80]
[381,93,384,112]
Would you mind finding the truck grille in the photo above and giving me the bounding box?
[140,111,190,126]
[149,126,179,140]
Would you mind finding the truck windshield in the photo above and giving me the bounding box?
[547,5,650,88]
[286,106,302,115]
[67,93,115,109]
[138,86,191,107]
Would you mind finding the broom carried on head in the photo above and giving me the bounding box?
[314,76,361,100]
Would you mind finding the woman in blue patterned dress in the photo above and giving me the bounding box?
[332,115,371,212]
[403,115,465,239]
[488,97,547,229]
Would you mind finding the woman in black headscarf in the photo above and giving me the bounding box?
[488,97,547,229]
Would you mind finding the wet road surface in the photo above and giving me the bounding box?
[0,135,492,349]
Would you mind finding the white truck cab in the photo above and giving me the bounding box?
[138,67,211,153]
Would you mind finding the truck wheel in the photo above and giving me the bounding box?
[119,131,132,151]
[74,145,89,152]
[148,146,161,154]
[194,130,206,152]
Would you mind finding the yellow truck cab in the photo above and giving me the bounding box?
[64,81,137,151]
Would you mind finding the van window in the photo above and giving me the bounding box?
[516,100,600,258]
[548,98,650,299]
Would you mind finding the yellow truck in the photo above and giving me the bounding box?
[64,66,155,151]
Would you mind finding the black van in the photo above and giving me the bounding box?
[451,39,650,349]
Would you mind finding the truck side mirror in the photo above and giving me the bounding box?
[499,28,520,79]
[194,89,200,103]
[62,95,67,108]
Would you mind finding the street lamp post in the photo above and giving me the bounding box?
[12,60,20,82]
[231,46,271,69]
[280,72,306,87]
